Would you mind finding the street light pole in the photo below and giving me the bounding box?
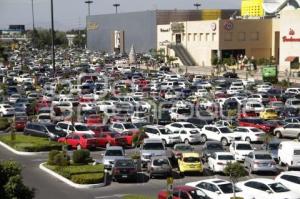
[193,3,201,10]
[31,0,35,47]
[85,0,93,16]
[113,3,120,14]
[50,0,55,76]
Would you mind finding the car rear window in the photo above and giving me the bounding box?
[294,150,300,155]
[218,155,235,160]
[183,157,200,163]
[255,154,272,160]
[153,159,169,166]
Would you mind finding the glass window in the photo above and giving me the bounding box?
[218,183,242,193]
[281,175,300,184]
[269,183,289,193]
[238,32,246,41]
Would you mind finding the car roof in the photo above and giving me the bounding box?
[143,138,163,143]
[279,171,300,177]
[144,125,165,128]
[252,151,271,155]
[214,152,234,156]
[246,178,275,184]
[198,178,230,185]
[106,146,123,150]
[182,152,200,158]
[174,185,197,192]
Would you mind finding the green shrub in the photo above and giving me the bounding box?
[70,173,104,184]
[53,151,70,166]
[72,149,91,165]
[48,150,60,165]
[0,117,9,130]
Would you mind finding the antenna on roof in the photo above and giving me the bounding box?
[230,11,238,20]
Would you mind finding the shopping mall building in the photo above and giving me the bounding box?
[87,0,300,72]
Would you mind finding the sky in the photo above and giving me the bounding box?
[0,0,241,30]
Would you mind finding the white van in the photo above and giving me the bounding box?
[278,141,300,169]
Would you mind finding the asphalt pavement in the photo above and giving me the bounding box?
[0,140,288,199]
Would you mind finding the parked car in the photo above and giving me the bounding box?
[178,152,203,175]
[208,152,236,173]
[171,144,194,160]
[58,133,97,150]
[140,138,167,167]
[244,151,277,174]
[202,141,225,161]
[112,158,138,182]
[274,123,300,140]
[260,108,278,120]
[233,127,265,143]
[148,156,172,178]
[158,185,210,199]
[15,115,28,131]
[0,104,15,116]
[101,146,125,169]
[275,171,300,195]
[262,140,281,162]
[278,141,300,169]
[238,118,275,133]
[24,122,66,140]
[229,141,254,161]
[144,125,181,146]
[236,178,300,199]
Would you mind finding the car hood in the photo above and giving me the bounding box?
[236,150,253,155]
[102,156,124,164]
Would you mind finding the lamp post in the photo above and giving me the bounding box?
[113,3,120,14]
[85,0,93,16]
[31,0,35,47]
[193,3,201,10]
[50,0,55,76]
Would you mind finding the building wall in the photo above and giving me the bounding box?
[241,0,264,17]
[279,9,300,71]
[87,11,157,53]
[219,19,273,60]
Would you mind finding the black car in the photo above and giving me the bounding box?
[223,72,238,78]
[24,122,66,140]
[202,141,225,162]
[279,107,299,118]
[112,159,138,182]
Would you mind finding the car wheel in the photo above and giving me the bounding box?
[201,135,207,143]
[184,139,189,145]
[221,138,228,146]
[275,131,282,138]
[245,137,251,143]
[76,145,82,150]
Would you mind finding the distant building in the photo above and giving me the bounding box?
[0,25,27,42]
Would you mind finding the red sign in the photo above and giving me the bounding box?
[283,29,300,42]
[224,21,233,30]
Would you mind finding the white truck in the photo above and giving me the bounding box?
[278,141,300,170]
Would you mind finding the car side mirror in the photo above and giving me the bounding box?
[266,190,272,194]
[216,191,221,195]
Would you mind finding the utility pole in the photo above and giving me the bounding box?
[85,0,93,16]
[113,3,120,14]
[50,0,55,76]
[31,0,35,47]
[193,3,201,10]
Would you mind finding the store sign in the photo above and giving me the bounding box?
[282,29,300,42]
[171,22,185,33]
[224,21,233,31]
[87,22,99,31]
[160,28,170,32]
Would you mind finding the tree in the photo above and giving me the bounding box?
[73,34,86,48]
[224,162,247,199]
[0,161,35,199]
[29,29,68,49]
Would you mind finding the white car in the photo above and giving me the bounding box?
[275,171,300,195]
[247,94,269,104]
[201,125,242,146]
[186,178,252,199]
[256,84,272,93]
[165,122,200,134]
[56,122,94,135]
[80,102,97,111]
[178,128,202,144]
[110,122,138,134]
[144,125,181,145]
[169,107,191,121]
[174,100,191,108]
[208,152,236,173]
[97,101,116,112]
[227,86,243,95]
[236,178,300,199]
[130,111,149,123]
[229,141,254,161]
[8,94,21,104]
[285,87,300,95]
[285,98,300,109]
[195,89,209,97]
[0,104,15,116]
[164,90,177,99]
[245,101,264,113]
[233,127,265,143]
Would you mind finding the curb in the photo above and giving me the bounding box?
[0,141,48,156]
[39,163,107,189]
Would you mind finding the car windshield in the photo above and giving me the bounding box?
[236,144,252,150]
[269,183,290,193]
[218,183,242,194]
[105,150,123,156]
[175,145,193,151]
[255,154,272,159]
[269,143,279,150]
[143,143,164,150]
[178,109,191,115]
[123,123,136,129]
[39,115,50,119]
[219,127,232,134]
[292,100,300,105]
[159,129,170,135]
[250,128,261,132]
[153,158,169,166]
[75,125,89,131]
[188,190,208,199]
[183,124,196,128]
[207,143,223,150]
[115,160,134,167]
[218,155,235,160]
[183,157,200,163]
[45,125,58,132]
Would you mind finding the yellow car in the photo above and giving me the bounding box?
[260,108,278,120]
[178,152,203,175]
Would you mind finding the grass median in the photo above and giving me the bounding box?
[0,134,64,152]
[45,164,104,184]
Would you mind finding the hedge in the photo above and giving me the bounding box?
[45,164,104,184]
[0,135,64,152]
[72,149,92,165]
[0,117,9,130]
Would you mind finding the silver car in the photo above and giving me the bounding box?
[102,146,125,169]
[274,123,300,140]
[140,138,167,167]
[147,156,172,178]
[244,151,277,174]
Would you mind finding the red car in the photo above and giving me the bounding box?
[239,111,258,118]
[15,116,28,131]
[115,130,147,147]
[35,100,51,113]
[58,133,98,149]
[86,114,102,125]
[96,132,119,148]
[87,124,111,136]
[158,185,209,199]
[238,118,276,133]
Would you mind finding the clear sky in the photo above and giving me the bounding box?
[0,0,241,30]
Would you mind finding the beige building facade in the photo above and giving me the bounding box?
[157,9,300,72]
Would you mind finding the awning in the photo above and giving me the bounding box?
[285,56,298,62]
